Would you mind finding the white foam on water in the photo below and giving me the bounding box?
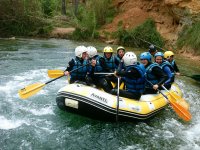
[168,80,200,149]
[0,116,29,130]
[14,69,48,81]
[0,69,50,101]
[178,111,200,149]
[23,106,55,116]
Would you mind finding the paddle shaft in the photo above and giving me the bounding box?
[180,74,200,81]
[94,73,114,75]
[45,75,64,84]
[145,79,168,100]
[116,77,120,122]
[137,37,166,51]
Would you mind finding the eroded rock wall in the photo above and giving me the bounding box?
[103,0,200,44]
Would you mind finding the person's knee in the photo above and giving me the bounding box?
[110,89,117,95]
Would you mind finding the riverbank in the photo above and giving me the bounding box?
[2,33,200,62]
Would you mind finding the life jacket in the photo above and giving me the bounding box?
[114,55,121,62]
[123,62,146,93]
[170,60,175,68]
[104,56,117,71]
[92,55,104,73]
[70,58,88,80]
[159,60,175,83]
[145,63,160,88]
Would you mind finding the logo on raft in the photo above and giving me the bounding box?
[90,93,108,103]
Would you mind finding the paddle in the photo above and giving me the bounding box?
[19,64,89,99]
[180,74,200,82]
[161,85,192,121]
[116,77,120,122]
[146,79,191,121]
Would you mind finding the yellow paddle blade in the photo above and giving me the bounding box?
[120,82,125,90]
[169,92,190,110]
[18,83,45,99]
[48,70,64,78]
[110,82,125,89]
[169,100,192,122]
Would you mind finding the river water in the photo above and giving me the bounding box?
[0,38,200,150]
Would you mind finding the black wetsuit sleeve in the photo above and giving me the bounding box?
[173,61,180,72]
[65,59,75,72]
[116,68,141,78]
[152,66,168,86]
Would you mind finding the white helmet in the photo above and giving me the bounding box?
[75,46,87,58]
[87,46,97,58]
[122,52,137,66]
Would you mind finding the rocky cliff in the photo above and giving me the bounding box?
[102,0,200,45]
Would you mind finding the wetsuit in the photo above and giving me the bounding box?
[144,62,168,94]
[87,55,113,93]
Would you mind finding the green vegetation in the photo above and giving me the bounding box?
[0,0,53,37]
[115,19,164,49]
[0,0,116,39]
[177,22,200,54]
[70,0,116,40]
[41,0,57,17]
[0,0,199,56]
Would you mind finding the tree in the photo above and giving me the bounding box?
[73,0,79,16]
[61,0,66,15]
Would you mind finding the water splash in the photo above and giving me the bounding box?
[0,116,28,130]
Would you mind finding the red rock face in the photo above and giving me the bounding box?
[101,0,200,45]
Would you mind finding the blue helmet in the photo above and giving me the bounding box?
[154,52,164,58]
[140,52,151,62]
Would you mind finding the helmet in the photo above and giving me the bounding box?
[117,46,125,53]
[148,44,156,53]
[140,52,151,62]
[87,46,97,58]
[75,46,87,58]
[103,46,113,53]
[164,51,174,58]
[122,52,137,66]
[154,52,164,58]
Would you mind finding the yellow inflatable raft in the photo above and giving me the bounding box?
[56,83,188,121]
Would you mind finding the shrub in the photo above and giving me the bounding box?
[115,18,164,50]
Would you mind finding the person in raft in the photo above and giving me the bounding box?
[115,46,125,63]
[110,52,146,100]
[64,45,88,84]
[148,44,158,57]
[86,46,113,93]
[102,46,120,87]
[164,50,180,76]
[154,52,175,90]
[140,52,168,94]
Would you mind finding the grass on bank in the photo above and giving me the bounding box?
[177,22,200,55]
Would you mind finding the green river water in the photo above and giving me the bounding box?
[0,38,200,150]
